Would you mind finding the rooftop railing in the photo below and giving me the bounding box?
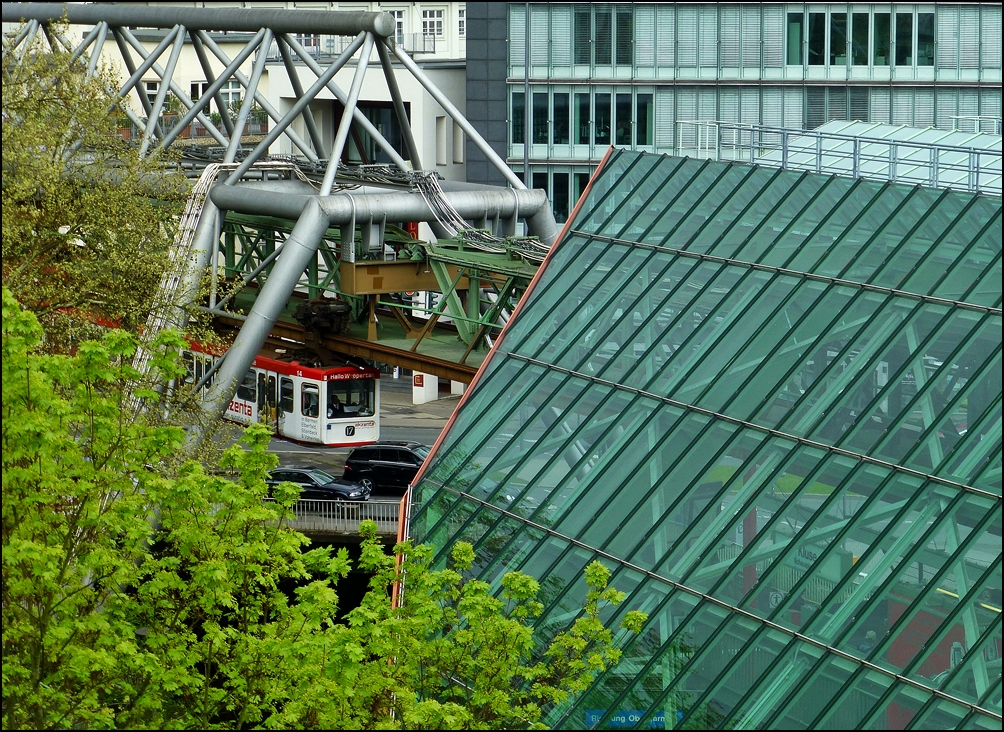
[675,121,1003,197]
[268,498,402,537]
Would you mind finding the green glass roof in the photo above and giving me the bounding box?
[409,150,1003,730]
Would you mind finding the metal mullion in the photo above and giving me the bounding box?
[778,292,906,438]
[961,673,1004,728]
[595,594,737,732]
[945,397,1003,483]
[652,427,788,582]
[653,268,791,398]
[681,273,827,409]
[829,490,971,654]
[894,327,999,475]
[726,630,819,726]
[870,196,981,296]
[754,466,912,634]
[675,619,781,731]
[701,169,809,261]
[537,244,654,367]
[501,234,625,355]
[578,152,681,234]
[422,480,1002,721]
[954,223,1003,304]
[864,509,1000,684]
[695,446,846,605]
[465,388,639,576]
[617,417,765,572]
[795,181,903,276]
[632,162,742,246]
[518,395,664,551]
[800,494,942,644]
[859,569,1003,731]
[633,262,763,392]
[415,368,574,557]
[832,187,949,284]
[684,277,863,417]
[667,437,813,591]
[689,444,852,594]
[506,352,994,498]
[570,230,1003,316]
[890,196,987,293]
[867,338,998,468]
[833,304,973,459]
[605,153,690,241]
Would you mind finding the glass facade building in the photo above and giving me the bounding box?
[409,149,1002,729]
[464,3,1003,222]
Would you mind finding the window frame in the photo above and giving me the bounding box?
[422,8,445,38]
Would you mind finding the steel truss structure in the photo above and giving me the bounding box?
[2,3,558,433]
[409,149,1003,729]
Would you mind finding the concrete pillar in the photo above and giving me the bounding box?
[412,372,439,405]
[451,380,466,396]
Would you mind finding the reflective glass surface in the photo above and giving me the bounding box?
[409,150,1002,730]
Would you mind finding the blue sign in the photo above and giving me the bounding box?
[585,710,667,729]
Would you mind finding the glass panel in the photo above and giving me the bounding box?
[280,377,293,413]
[532,92,548,144]
[300,383,318,417]
[917,13,935,66]
[616,10,633,66]
[553,92,569,145]
[573,8,591,65]
[595,9,612,65]
[595,93,611,145]
[574,92,590,145]
[896,13,913,66]
[553,172,570,223]
[852,13,869,65]
[511,91,524,145]
[237,370,256,401]
[787,12,804,65]
[808,12,826,65]
[830,13,847,65]
[615,93,632,146]
[874,13,890,66]
[532,171,547,193]
[636,93,653,146]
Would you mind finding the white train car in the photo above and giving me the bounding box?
[185,343,380,447]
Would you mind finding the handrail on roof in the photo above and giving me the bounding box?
[675,120,1002,197]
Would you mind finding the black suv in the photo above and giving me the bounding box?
[266,466,371,501]
[342,442,431,494]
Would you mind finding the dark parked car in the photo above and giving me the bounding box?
[266,466,371,501]
[342,441,431,494]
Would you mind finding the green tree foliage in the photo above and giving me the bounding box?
[2,290,647,729]
[1,29,187,345]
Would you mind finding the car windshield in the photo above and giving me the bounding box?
[413,445,431,459]
[308,469,336,484]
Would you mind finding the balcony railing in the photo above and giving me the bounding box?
[269,498,402,537]
[119,115,269,144]
[261,32,436,63]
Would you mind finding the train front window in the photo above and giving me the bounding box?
[301,384,319,418]
[327,379,376,418]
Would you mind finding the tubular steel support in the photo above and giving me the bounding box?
[190,32,236,139]
[161,29,267,149]
[282,32,409,172]
[321,32,375,195]
[391,41,527,190]
[223,28,272,163]
[276,37,325,155]
[198,199,330,440]
[376,38,422,170]
[224,32,365,185]
[140,25,186,157]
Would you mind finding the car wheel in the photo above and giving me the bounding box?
[360,478,375,492]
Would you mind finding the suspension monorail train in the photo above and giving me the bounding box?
[183,341,380,447]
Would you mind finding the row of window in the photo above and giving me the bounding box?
[386,7,465,42]
[510,4,1003,72]
[787,10,933,67]
[509,85,1002,152]
[512,90,654,147]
